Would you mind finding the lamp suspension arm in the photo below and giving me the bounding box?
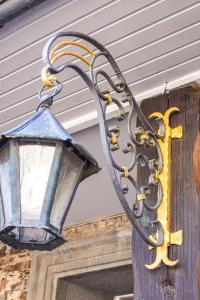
[40,31,165,247]
[42,31,160,137]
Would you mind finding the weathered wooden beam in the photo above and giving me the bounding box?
[132,87,200,300]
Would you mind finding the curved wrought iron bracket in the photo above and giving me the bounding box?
[39,31,183,259]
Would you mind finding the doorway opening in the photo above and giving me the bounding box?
[56,265,133,299]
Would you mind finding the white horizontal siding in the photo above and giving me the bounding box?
[0,0,200,132]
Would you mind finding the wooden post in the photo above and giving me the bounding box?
[132,87,200,300]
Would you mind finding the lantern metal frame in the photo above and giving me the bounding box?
[0,105,100,250]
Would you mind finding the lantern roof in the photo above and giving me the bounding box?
[0,107,100,179]
[2,108,71,141]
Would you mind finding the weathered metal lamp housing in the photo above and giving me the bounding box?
[0,107,99,250]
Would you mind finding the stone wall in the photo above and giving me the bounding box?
[0,214,130,300]
[0,246,30,300]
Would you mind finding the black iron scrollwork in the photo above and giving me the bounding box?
[39,31,164,247]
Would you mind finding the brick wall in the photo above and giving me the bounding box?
[0,214,130,300]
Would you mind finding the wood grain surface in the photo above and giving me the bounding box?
[132,87,200,300]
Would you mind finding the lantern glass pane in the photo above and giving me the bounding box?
[19,141,56,223]
[8,227,53,243]
[50,149,85,228]
[19,227,50,243]
[0,144,12,226]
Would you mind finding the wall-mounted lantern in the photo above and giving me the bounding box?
[0,106,99,250]
[0,32,183,269]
